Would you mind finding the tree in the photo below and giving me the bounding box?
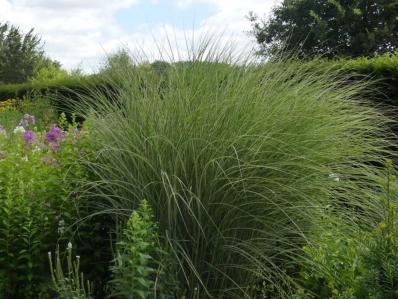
[0,22,58,84]
[100,49,134,74]
[249,0,398,58]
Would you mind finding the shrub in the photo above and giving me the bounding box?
[74,42,395,298]
[29,65,69,84]
[299,161,398,299]
[29,65,85,85]
[110,199,174,298]
[0,76,99,106]
[299,215,365,298]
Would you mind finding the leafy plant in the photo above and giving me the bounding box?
[299,215,364,298]
[299,160,398,299]
[110,199,174,298]
[29,65,68,84]
[356,161,398,298]
[0,112,90,298]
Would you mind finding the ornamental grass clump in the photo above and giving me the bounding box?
[76,43,396,298]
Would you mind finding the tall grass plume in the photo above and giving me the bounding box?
[73,40,396,298]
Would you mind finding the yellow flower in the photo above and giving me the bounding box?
[0,99,16,112]
[378,222,387,231]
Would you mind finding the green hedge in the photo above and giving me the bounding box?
[0,76,100,101]
[0,75,117,121]
[328,54,398,106]
[1,54,397,108]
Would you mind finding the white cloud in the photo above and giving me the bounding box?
[13,0,139,10]
[0,0,279,71]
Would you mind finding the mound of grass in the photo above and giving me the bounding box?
[74,46,395,298]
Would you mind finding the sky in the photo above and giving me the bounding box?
[0,0,280,71]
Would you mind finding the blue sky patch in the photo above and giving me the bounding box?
[116,1,219,31]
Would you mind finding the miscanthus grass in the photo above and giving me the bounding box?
[72,42,396,298]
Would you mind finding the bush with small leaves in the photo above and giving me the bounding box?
[110,200,175,299]
[299,161,398,299]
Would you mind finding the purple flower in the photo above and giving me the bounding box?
[45,126,62,143]
[23,130,35,143]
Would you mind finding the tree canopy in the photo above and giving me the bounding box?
[0,22,59,84]
[249,0,398,58]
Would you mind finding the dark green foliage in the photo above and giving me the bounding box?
[294,54,398,118]
[249,0,398,58]
[0,22,59,84]
[330,54,398,106]
[72,213,116,298]
[357,161,398,299]
[0,143,64,298]
[151,60,171,76]
[0,189,50,298]
[0,76,97,102]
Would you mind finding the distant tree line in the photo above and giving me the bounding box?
[0,22,60,84]
[249,0,398,58]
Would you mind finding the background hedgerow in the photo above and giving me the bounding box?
[71,43,396,298]
[324,54,398,108]
[0,76,102,120]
